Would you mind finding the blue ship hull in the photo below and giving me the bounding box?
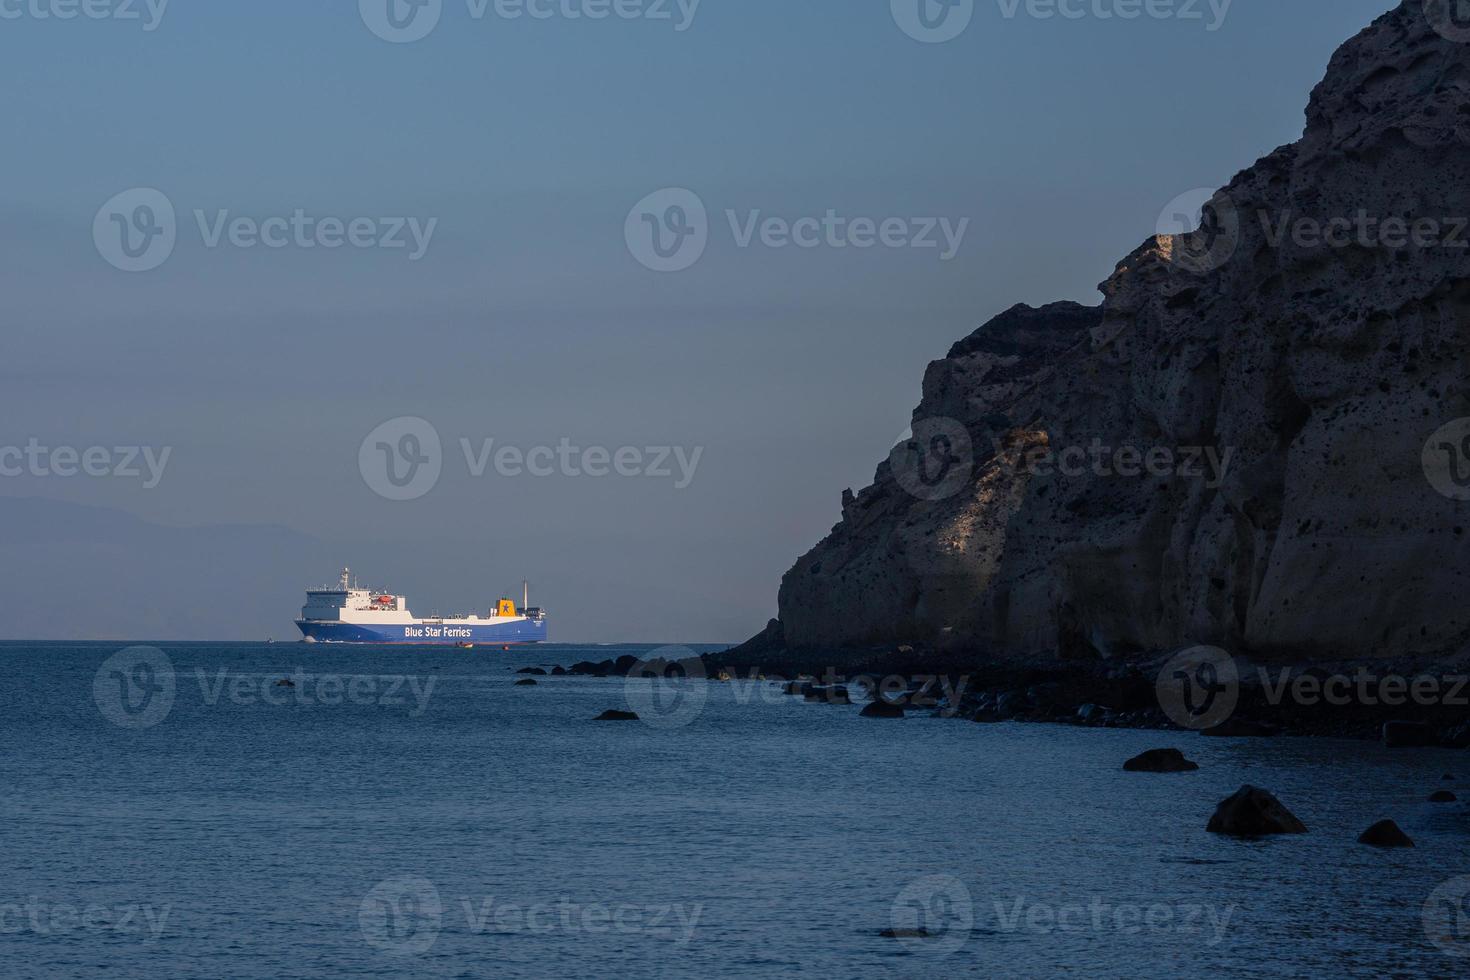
[295,619,548,645]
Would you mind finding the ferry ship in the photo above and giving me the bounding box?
[294,569,548,645]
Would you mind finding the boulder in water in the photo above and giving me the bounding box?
[1357,820,1414,848]
[1206,786,1307,837]
[1429,791,1458,803]
[514,678,538,687]
[860,699,904,719]
[594,709,639,722]
[1122,748,1199,773]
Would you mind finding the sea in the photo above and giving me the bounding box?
[2,641,1468,979]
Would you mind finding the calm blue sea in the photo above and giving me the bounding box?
[1,641,1468,978]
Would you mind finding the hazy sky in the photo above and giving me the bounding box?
[1,0,1396,641]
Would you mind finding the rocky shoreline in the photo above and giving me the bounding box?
[558,641,1470,748]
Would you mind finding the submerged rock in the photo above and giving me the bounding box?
[859,699,905,719]
[1429,791,1458,803]
[879,928,932,939]
[1123,748,1199,773]
[1206,786,1308,837]
[594,709,639,722]
[514,678,538,687]
[1382,721,1437,748]
[1358,820,1414,848]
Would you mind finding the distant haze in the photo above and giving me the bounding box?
[1,0,1394,641]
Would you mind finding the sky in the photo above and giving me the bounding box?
[0,0,1398,642]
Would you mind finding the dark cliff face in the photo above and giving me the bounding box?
[769,1,1470,663]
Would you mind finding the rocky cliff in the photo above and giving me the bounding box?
[762,1,1470,665]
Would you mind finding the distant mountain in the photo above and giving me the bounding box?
[0,497,331,640]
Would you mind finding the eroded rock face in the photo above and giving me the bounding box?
[771,1,1470,664]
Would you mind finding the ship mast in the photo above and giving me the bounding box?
[523,580,528,613]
